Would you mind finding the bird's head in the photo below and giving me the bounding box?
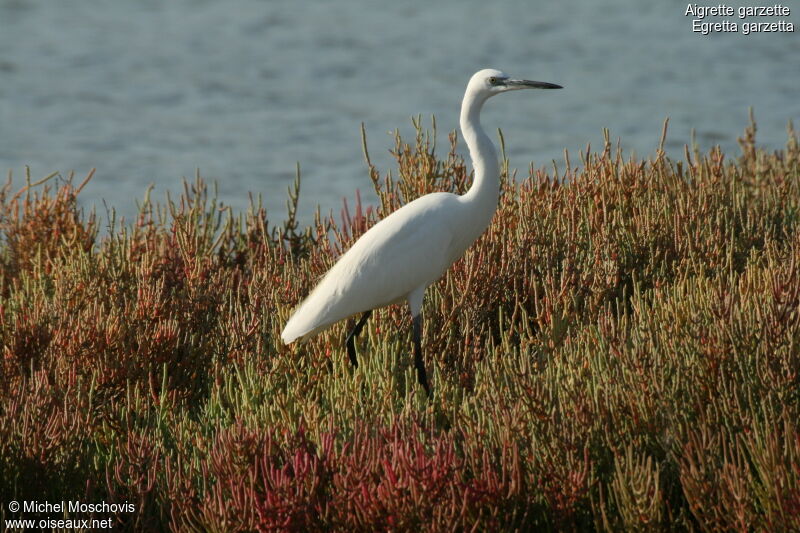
[467,68,562,100]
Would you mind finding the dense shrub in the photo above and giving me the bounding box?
[1,117,798,531]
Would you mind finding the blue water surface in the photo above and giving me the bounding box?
[1,0,797,226]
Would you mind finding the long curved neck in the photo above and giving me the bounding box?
[459,90,500,219]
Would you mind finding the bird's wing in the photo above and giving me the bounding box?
[281,193,460,343]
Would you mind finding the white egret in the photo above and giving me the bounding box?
[281,68,562,395]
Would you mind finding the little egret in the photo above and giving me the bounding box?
[281,68,562,395]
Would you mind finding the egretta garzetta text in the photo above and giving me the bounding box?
[281,68,562,395]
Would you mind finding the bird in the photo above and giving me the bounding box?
[281,68,562,395]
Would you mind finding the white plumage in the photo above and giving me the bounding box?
[281,69,562,394]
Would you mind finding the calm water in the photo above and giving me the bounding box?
[1,0,798,226]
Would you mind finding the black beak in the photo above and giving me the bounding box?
[506,79,563,89]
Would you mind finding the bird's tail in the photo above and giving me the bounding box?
[281,295,336,344]
[281,312,308,344]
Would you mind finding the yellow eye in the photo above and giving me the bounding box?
[489,77,497,85]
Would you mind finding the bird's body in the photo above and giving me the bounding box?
[281,69,562,394]
[281,191,484,343]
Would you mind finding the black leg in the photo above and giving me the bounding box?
[345,310,372,367]
[412,315,431,396]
